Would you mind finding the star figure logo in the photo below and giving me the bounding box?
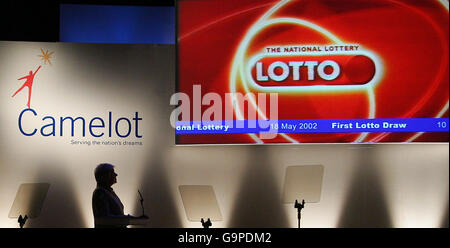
[37,48,54,65]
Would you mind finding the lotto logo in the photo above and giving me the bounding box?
[247,48,382,92]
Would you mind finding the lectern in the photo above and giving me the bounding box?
[94,190,150,227]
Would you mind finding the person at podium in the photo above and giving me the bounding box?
[92,163,147,228]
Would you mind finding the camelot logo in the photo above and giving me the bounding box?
[12,65,41,108]
[11,48,53,108]
[11,48,143,140]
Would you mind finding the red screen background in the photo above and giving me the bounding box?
[177,0,449,144]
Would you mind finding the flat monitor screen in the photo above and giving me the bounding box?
[176,0,449,144]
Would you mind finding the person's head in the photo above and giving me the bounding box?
[29,71,33,75]
[94,163,117,187]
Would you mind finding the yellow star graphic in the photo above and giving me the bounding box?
[37,48,54,65]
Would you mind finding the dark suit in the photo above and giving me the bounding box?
[92,186,127,228]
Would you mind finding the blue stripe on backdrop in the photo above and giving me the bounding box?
[60,4,175,44]
[175,118,450,135]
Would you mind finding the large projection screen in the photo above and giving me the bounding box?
[176,0,449,145]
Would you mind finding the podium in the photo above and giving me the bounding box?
[179,185,222,228]
[8,183,50,228]
[95,190,150,227]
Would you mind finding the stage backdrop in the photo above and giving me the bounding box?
[0,41,447,228]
